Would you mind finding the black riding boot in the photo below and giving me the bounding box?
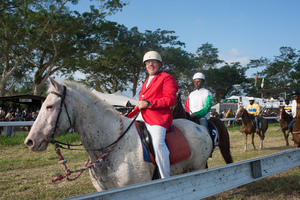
[255,116,259,132]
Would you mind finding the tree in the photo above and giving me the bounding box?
[248,47,300,93]
[80,26,186,97]
[194,42,224,71]
[0,0,127,96]
[205,62,248,103]
[162,47,196,98]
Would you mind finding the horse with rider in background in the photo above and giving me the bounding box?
[289,89,300,148]
[235,98,268,152]
[278,104,292,146]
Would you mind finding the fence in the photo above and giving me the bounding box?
[67,148,300,200]
[0,121,34,126]
[0,116,278,127]
[0,121,34,136]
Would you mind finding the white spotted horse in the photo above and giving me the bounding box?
[24,78,213,192]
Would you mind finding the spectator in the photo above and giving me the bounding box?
[278,95,284,102]
[15,107,21,121]
[0,107,5,117]
[5,112,13,121]
[222,109,226,118]
[225,108,233,127]
[22,107,29,121]
[31,112,37,120]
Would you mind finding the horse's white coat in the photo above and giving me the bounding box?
[24,78,213,192]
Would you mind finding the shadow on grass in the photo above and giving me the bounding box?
[204,168,300,200]
[262,145,294,151]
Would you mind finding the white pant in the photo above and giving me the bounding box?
[145,123,170,179]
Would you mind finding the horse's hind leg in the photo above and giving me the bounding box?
[292,133,300,148]
[283,130,289,146]
[243,133,248,152]
[259,137,263,150]
[258,131,264,150]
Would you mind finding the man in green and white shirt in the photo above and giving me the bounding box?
[184,72,212,128]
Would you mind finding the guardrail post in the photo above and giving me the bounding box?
[251,160,262,179]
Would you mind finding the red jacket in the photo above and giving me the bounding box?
[139,72,178,129]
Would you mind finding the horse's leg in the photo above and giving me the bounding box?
[243,132,248,152]
[292,133,300,148]
[282,129,289,146]
[259,131,263,150]
[251,132,257,151]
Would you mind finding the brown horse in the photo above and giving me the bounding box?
[278,106,292,146]
[171,93,233,164]
[292,108,300,148]
[235,105,268,152]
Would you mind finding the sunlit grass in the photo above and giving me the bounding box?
[0,122,299,200]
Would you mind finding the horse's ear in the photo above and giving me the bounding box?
[49,77,64,93]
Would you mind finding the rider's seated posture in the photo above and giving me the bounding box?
[288,89,300,133]
[135,51,178,179]
[284,98,293,120]
[246,97,260,132]
[184,72,212,130]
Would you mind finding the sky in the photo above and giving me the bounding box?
[67,0,300,78]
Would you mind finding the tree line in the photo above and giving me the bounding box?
[1,0,300,104]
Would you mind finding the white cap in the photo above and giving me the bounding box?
[249,97,255,101]
[193,72,205,80]
[143,51,162,63]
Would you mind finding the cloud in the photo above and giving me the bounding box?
[197,18,205,24]
[219,48,250,67]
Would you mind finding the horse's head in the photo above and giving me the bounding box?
[171,92,188,119]
[24,78,73,151]
[278,106,285,120]
[235,105,244,119]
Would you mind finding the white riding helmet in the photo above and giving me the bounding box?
[249,97,255,101]
[143,51,162,64]
[193,72,205,80]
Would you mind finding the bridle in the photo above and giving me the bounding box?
[47,85,140,182]
[48,85,76,148]
[236,105,244,117]
[47,85,139,150]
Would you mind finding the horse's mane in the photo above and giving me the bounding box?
[47,80,120,118]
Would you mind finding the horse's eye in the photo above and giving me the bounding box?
[46,106,53,109]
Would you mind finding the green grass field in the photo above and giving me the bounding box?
[0,123,299,200]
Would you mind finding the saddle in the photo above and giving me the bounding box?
[207,120,219,147]
[251,115,261,131]
[135,121,191,165]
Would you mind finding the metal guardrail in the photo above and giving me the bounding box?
[220,116,279,121]
[67,148,300,200]
[0,117,279,126]
[0,121,34,126]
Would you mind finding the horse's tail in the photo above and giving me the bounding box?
[210,117,233,164]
